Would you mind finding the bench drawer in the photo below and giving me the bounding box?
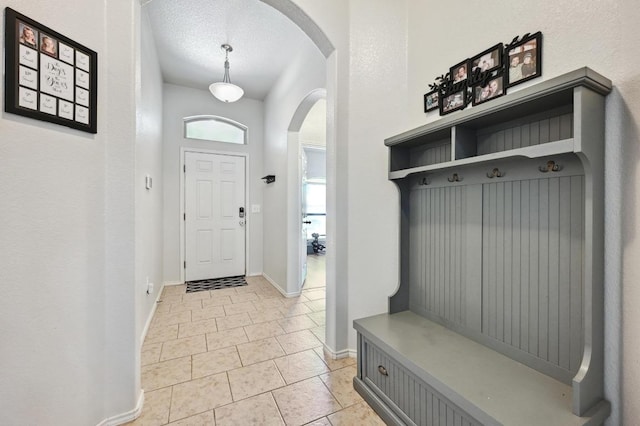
[361,337,480,426]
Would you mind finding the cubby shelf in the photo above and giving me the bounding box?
[354,68,613,426]
[389,138,575,180]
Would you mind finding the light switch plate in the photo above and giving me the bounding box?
[251,204,261,213]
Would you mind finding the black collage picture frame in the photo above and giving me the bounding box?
[4,8,98,133]
[426,32,542,117]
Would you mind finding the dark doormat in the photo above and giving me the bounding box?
[186,276,248,293]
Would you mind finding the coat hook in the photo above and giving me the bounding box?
[447,173,462,183]
[487,168,505,178]
[539,160,562,173]
[418,177,430,186]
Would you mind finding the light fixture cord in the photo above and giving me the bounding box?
[223,49,231,84]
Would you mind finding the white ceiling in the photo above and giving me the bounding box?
[144,0,314,100]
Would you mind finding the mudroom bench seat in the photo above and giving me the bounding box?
[354,312,610,426]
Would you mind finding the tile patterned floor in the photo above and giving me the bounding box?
[128,258,384,426]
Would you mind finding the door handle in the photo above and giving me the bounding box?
[303,220,312,224]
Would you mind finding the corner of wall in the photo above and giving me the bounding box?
[263,273,301,298]
[96,391,144,426]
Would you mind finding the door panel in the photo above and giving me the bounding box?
[197,230,213,263]
[221,229,235,260]
[221,181,235,218]
[197,159,213,172]
[197,180,213,218]
[300,148,308,288]
[185,152,246,281]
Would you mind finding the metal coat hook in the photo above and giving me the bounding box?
[539,160,562,173]
[418,177,431,186]
[447,173,463,183]
[487,168,505,178]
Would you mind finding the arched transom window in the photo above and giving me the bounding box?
[183,115,247,144]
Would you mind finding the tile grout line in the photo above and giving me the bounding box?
[318,368,346,413]
[135,276,373,425]
[166,385,174,425]
[266,391,287,426]
[225,370,238,402]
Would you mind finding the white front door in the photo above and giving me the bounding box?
[185,152,246,281]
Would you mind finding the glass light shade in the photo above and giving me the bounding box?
[209,82,244,103]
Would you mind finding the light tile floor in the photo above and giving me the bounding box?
[128,255,384,425]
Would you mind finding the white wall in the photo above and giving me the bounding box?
[136,9,164,343]
[404,1,640,423]
[344,0,409,351]
[162,84,265,282]
[0,0,138,424]
[104,1,138,419]
[262,35,326,294]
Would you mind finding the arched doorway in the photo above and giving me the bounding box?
[287,89,326,292]
[258,1,346,357]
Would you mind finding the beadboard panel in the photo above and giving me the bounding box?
[409,141,451,168]
[477,112,573,156]
[481,176,584,373]
[363,338,480,426]
[409,185,467,327]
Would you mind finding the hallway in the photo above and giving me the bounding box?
[130,260,383,425]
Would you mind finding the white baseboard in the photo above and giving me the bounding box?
[96,390,144,426]
[163,280,184,286]
[140,283,165,345]
[263,273,301,298]
[322,343,356,359]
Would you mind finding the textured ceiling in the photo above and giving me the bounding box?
[144,0,314,100]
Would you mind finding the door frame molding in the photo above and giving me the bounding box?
[179,147,250,284]
[287,89,327,294]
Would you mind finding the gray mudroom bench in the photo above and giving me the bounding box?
[353,68,612,425]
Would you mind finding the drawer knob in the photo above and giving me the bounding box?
[378,365,388,376]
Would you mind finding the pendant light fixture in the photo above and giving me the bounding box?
[209,44,244,103]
